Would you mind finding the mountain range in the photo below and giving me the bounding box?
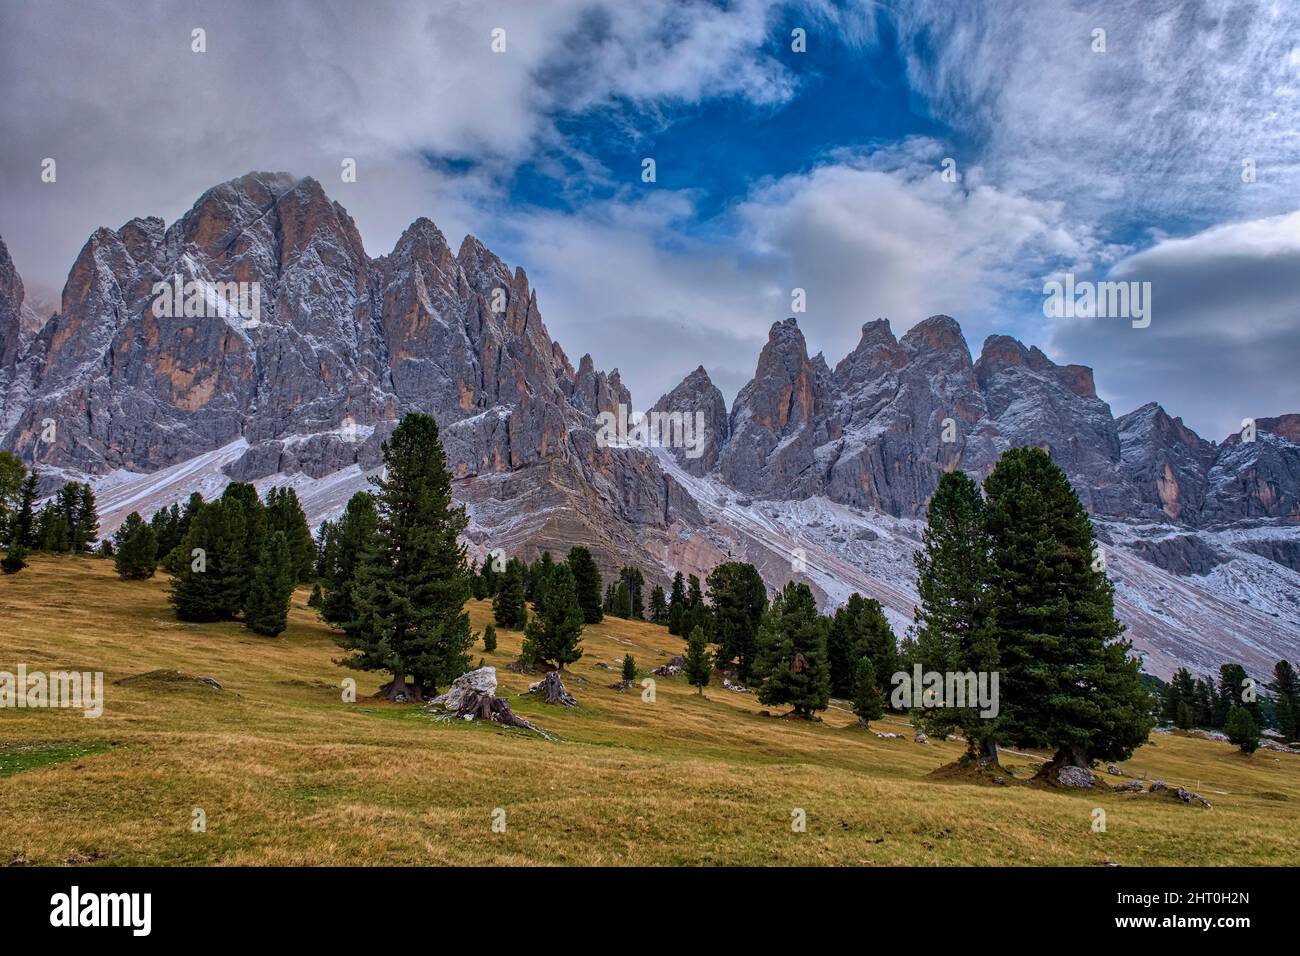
[2,171,1298,678]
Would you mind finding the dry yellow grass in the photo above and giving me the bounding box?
[1,554,1298,866]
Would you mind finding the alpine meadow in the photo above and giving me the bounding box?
[1,0,1298,931]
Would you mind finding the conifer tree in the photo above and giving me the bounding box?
[245,530,295,636]
[685,625,714,694]
[222,482,265,608]
[521,563,584,669]
[0,452,23,542]
[754,582,830,717]
[827,593,896,701]
[338,414,473,699]
[611,579,632,619]
[566,546,603,624]
[1268,660,1300,741]
[1216,663,1261,728]
[169,497,248,621]
[73,483,98,552]
[706,561,768,680]
[469,563,487,600]
[1164,667,1197,726]
[621,653,636,683]
[318,491,379,626]
[482,623,497,653]
[668,571,687,635]
[680,573,710,640]
[619,566,645,619]
[1225,705,1259,754]
[1,539,26,574]
[266,486,316,582]
[493,557,528,628]
[150,503,184,559]
[113,512,158,579]
[39,501,70,552]
[851,657,885,729]
[14,470,38,549]
[983,447,1151,770]
[648,584,668,624]
[479,556,499,597]
[308,583,324,608]
[912,471,999,757]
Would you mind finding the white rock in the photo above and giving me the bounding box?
[429,666,497,711]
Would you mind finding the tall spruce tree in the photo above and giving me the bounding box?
[493,557,528,628]
[612,580,633,618]
[567,546,604,624]
[0,452,23,543]
[1164,667,1198,728]
[648,584,668,624]
[851,657,885,729]
[1216,663,1261,728]
[668,571,687,635]
[682,573,710,640]
[266,486,316,582]
[73,483,98,552]
[221,483,265,609]
[911,471,999,758]
[1225,705,1259,754]
[245,530,295,636]
[1268,660,1300,741]
[827,593,896,701]
[983,447,1151,770]
[318,491,379,626]
[706,562,768,681]
[754,582,831,717]
[521,563,584,669]
[338,414,473,699]
[169,497,248,621]
[113,512,158,579]
[619,566,645,619]
[14,470,38,549]
[685,625,714,694]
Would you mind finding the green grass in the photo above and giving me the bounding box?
[0,741,112,778]
[1,553,1299,866]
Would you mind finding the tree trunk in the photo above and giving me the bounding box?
[529,671,577,707]
[1056,743,1090,768]
[980,738,999,764]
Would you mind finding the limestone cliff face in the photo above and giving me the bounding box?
[3,172,1299,579]
[663,314,1299,526]
[0,172,697,558]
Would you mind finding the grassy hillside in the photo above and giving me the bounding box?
[1,554,1297,866]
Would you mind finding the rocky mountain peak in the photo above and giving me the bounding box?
[899,314,968,357]
[653,364,728,476]
[975,333,1097,400]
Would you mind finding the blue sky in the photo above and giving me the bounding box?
[2,0,1298,438]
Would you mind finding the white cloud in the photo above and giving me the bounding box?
[503,143,1102,407]
[0,0,799,297]
[1049,210,1300,437]
[891,0,1300,224]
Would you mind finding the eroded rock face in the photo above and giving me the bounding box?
[709,315,1143,518]
[651,364,728,475]
[1202,417,1300,523]
[1117,403,1218,523]
[719,318,840,497]
[0,172,699,569]
[1123,534,1224,576]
